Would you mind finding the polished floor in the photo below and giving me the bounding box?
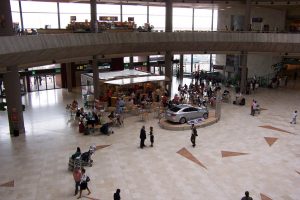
[0,82,299,200]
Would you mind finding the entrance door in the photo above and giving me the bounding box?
[46,75,54,90]
[29,76,39,92]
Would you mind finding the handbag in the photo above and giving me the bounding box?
[86,176,90,182]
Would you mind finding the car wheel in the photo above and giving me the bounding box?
[179,117,186,124]
[203,113,208,119]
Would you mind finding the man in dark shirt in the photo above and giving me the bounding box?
[114,189,121,200]
[140,126,146,148]
[241,191,253,200]
[190,124,198,148]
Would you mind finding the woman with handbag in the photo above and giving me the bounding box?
[77,168,91,199]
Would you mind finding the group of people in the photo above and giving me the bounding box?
[106,85,169,109]
[174,80,220,108]
[73,167,91,199]
[139,126,154,148]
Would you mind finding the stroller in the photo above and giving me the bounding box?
[68,145,96,171]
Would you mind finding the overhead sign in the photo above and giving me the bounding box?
[252,17,263,23]
[128,17,134,22]
[70,16,76,21]
[99,16,118,21]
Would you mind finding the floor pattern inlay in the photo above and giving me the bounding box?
[95,144,111,151]
[221,151,248,158]
[82,196,101,200]
[177,147,207,169]
[0,180,14,188]
[260,108,268,111]
[260,193,272,200]
[259,125,292,134]
[264,137,278,147]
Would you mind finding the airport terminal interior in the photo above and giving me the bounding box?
[0,0,300,200]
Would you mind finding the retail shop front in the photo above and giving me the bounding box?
[81,69,168,106]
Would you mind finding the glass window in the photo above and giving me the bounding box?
[122,5,147,27]
[173,7,193,31]
[10,0,19,12]
[213,9,218,31]
[149,6,165,31]
[60,3,90,28]
[11,12,21,26]
[23,13,58,29]
[170,107,181,112]
[184,54,192,73]
[182,108,190,112]
[124,57,130,63]
[193,54,211,71]
[194,9,212,31]
[190,107,198,112]
[21,1,57,13]
[98,4,121,21]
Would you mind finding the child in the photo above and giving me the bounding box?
[149,127,154,147]
[290,110,298,124]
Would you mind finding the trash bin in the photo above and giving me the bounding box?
[13,129,19,137]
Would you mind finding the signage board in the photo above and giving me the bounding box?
[99,16,118,21]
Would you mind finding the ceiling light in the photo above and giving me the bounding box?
[226,6,231,8]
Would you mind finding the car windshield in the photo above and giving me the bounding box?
[170,107,181,112]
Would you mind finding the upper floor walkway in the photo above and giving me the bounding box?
[1,31,300,70]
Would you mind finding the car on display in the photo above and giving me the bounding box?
[165,104,209,124]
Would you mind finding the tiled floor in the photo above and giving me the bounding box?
[0,82,299,200]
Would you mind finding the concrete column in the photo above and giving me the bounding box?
[0,0,14,36]
[215,90,222,120]
[57,2,61,29]
[179,54,184,82]
[147,5,149,24]
[92,56,100,100]
[120,4,123,22]
[165,0,172,32]
[147,56,150,72]
[192,8,195,31]
[90,0,98,33]
[191,54,194,73]
[66,63,72,92]
[240,52,248,94]
[211,7,214,31]
[129,56,134,70]
[111,58,124,71]
[244,0,251,31]
[165,51,173,96]
[4,66,25,135]
[18,0,24,30]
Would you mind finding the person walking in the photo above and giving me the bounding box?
[114,188,121,200]
[149,126,154,147]
[73,166,82,196]
[241,191,253,200]
[77,168,91,199]
[140,126,146,148]
[190,124,198,148]
[290,110,298,124]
